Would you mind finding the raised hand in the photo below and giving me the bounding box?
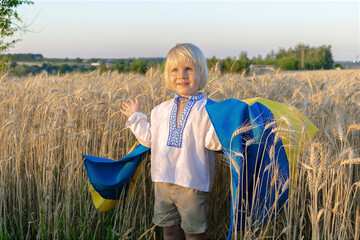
[120,98,141,117]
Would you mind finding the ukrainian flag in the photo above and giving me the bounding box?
[83,97,318,239]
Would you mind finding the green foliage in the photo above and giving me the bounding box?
[215,43,333,73]
[278,56,299,70]
[58,64,72,74]
[11,64,30,76]
[237,51,250,71]
[334,63,344,69]
[6,53,44,62]
[99,64,108,73]
[8,62,98,76]
[0,55,10,72]
[219,52,250,73]
[74,57,82,63]
[207,56,219,70]
[0,0,34,73]
[6,56,167,76]
[159,60,166,72]
[130,59,148,74]
[0,0,34,47]
[252,43,334,71]
[221,57,237,73]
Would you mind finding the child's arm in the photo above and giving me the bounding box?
[120,98,151,148]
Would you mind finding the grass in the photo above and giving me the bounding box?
[0,68,359,239]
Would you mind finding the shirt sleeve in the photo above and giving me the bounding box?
[205,123,222,151]
[125,111,151,148]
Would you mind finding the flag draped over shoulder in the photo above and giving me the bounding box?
[83,97,318,240]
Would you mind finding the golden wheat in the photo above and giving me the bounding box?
[0,68,359,239]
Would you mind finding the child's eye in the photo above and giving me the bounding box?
[171,68,178,72]
[186,67,193,71]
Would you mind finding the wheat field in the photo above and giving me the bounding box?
[0,68,359,239]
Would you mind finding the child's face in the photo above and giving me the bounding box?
[168,60,201,98]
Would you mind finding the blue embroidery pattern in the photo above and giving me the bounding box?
[167,93,204,148]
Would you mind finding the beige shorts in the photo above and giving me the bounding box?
[152,182,210,234]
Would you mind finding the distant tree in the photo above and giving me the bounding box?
[251,54,263,63]
[99,64,108,73]
[11,64,28,76]
[237,51,250,72]
[7,53,44,62]
[1,0,34,72]
[318,45,334,69]
[112,63,122,73]
[159,60,165,72]
[276,47,288,59]
[261,57,277,66]
[219,52,250,73]
[58,64,72,74]
[28,64,41,74]
[266,50,276,60]
[42,63,48,69]
[278,57,299,70]
[267,43,334,71]
[262,50,277,65]
[130,59,147,74]
[9,60,17,69]
[207,56,219,71]
[221,57,237,73]
[293,43,309,69]
[334,63,344,69]
[74,57,82,63]
[146,60,158,72]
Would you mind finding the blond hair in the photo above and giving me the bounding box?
[164,43,208,90]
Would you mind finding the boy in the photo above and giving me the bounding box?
[120,43,221,240]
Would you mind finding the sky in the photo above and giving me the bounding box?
[8,0,360,61]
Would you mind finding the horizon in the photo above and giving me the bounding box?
[8,0,360,61]
[6,52,359,63]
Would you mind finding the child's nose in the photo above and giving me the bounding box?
[178,69,188,79]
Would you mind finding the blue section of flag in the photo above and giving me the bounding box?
[206,99,289,239]
[83,144,150,200]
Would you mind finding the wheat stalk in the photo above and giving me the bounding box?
[340,158,360,166]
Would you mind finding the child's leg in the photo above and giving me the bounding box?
[153,183,183,239]
[184,231,205,240]
[163,225,183,240]
[153,183,209,239]
[173,185,210,238]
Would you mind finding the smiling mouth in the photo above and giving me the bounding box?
[177,82,189,86]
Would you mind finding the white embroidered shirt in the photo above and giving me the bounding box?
[126,93,221,192]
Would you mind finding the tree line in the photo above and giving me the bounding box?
[209,43,335,73]
[6,57,165,76]
[4,43,337,76]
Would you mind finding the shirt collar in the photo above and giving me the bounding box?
[174,92,204,103]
